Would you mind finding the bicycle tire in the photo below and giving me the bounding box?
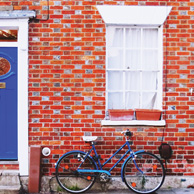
[56,151,97,193]
[123,152,165,194]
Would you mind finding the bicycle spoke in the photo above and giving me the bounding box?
[123,152,165,194]
[56,152,97,193]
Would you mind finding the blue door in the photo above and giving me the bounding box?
[0,47,17,160]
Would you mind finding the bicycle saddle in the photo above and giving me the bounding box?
[82,136,98,142]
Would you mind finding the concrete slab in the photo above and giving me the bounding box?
[0,169,21,194]
[41,188,194,194]
[42,176,194,194]
[1,170,19,176]
[0,185,20,194]
[173,188,194,194]
[83,188,194,194]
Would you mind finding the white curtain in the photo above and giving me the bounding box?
[107,27,158,109]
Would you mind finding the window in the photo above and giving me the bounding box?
[106,26,163,110]
[97,5,172,125]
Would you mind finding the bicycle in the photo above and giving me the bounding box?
[55,130,165,194]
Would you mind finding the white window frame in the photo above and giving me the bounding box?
[102,25,165,126]
[106,25,163,111]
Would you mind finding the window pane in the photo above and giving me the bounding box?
[142,72,158,91]
[142,50,158,70]
[108,92,123,109]
[108,48,123,69]
[125,72,140,91]
[143,29,158,48]
[108,28,123,47]
[0,30,17,42]
[125,92,140,109]
[125,50,141,69]
[126,28,141,48]
[108,71,123,91]
[142,92,157,109]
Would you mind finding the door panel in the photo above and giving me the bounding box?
[0,47,17,160]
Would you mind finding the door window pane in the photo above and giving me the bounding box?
[0,30,17,42]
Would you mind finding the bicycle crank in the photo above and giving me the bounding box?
[99,173,111,183]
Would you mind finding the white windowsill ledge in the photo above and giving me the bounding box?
[101,120,166,126]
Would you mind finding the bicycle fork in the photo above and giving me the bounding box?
[131,153,144,175]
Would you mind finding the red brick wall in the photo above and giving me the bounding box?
[1,0,194,176]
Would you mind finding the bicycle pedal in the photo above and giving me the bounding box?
[99,173,111,183]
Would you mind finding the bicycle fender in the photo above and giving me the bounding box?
[121,150,145,182]
[55,150,98,170]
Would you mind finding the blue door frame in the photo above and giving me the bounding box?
[0,47,17,160]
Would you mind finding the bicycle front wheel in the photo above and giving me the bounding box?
[123,152,165,194]
[56,151,97,193]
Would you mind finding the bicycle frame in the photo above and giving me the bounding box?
[56,133,165,194]
[77,140,145,179]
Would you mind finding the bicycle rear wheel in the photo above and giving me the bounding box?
[56,151,97,193]
[123,152,165,194]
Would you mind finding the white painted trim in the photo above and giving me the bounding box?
[0,18,30,176]
[0,42,18,47]
[158,26,163,110]
[105,27,108,114]
[17,19,29,176]
[101,120,166,126]
[97,5,172,26]
[0,19,20,27]
[0,10,35,19]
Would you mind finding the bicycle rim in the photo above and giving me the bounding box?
[123,152,165,194]
[56,151,97,193]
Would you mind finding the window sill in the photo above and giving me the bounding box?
[101,120,166,126]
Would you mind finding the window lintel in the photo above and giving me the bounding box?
[97,5,172,26]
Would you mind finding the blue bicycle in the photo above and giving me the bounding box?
[55,130,165,194]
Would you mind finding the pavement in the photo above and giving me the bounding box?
[35,188,194,194]
[84,188,194,194]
